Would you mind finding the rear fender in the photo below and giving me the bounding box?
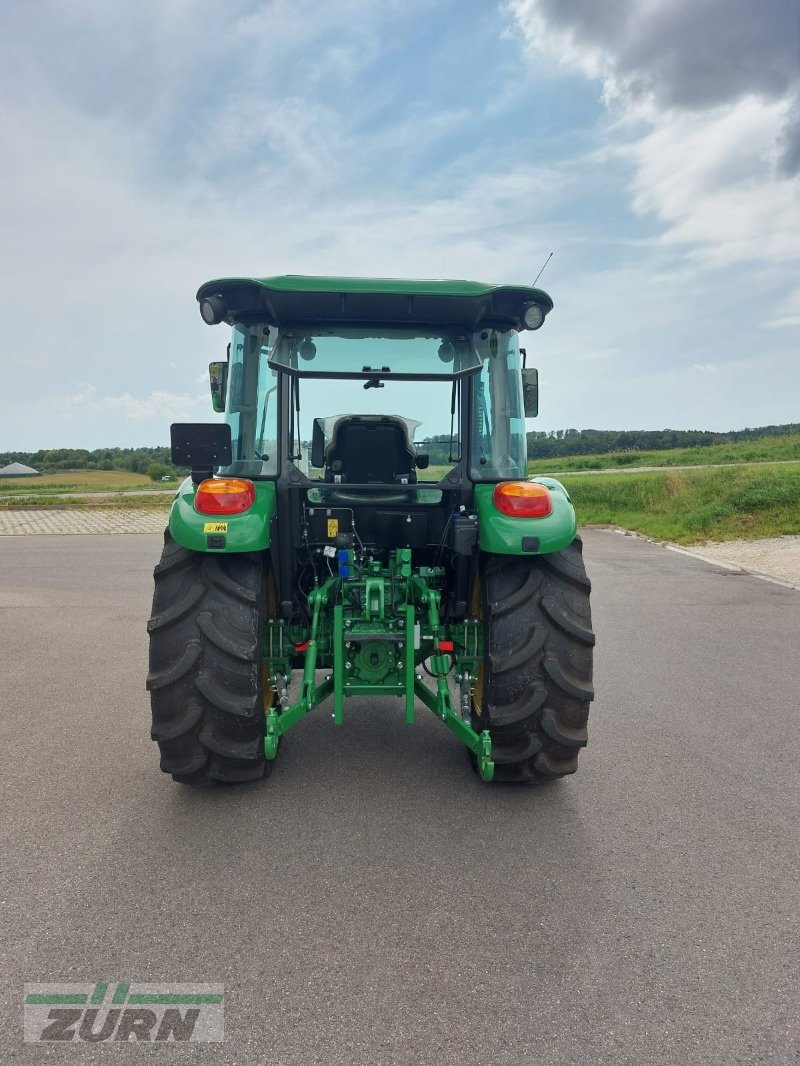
[168,477,276,553]
[474,478,577,555]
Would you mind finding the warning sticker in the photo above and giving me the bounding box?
[203,522,229,534]
[327,518,339,538]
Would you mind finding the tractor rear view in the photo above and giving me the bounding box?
[147,276,594,785]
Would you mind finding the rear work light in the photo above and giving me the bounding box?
[493,481,552,518]
[194,478,255,515]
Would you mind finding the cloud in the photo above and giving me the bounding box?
[511,0,800,270]
[777,93,800,176]
[511,0,799,129]
[48,386,207,422]
[624,95,800,269]
[763,284,800,328]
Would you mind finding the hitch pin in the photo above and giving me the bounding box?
[275,675,291,713]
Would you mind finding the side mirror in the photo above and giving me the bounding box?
[209,361,228,413]
[415,452,430,469]
[522,367,539,417]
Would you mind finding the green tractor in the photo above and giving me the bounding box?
[147,276,594,785]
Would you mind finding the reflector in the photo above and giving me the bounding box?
[493,481,552,518]
[194,478,256,515]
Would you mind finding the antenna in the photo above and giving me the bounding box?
[532,252,553,287]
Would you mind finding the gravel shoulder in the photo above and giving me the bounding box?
[666,534,800,589]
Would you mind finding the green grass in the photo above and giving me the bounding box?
[423,465,451,481]
[0,470,176,494]
[564,463,800,543]
[530,433,800,473]
[0,492,174,511]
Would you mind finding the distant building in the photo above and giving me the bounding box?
[0,461,39,477]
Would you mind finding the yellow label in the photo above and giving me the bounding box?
[203,522,229,534]
[327,518,339,537]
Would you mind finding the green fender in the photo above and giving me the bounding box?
[168,477,276,553]
[474,478,577,556]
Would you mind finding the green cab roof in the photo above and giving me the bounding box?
[196,274,553,331]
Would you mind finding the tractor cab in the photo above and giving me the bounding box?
[197,276,545,487]
[185,275,552,588]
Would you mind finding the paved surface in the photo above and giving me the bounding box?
[1,531,798,1064]
[0,509,167,535]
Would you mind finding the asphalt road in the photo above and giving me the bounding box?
[1,530,798,1064]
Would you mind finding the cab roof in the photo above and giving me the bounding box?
[196,274,553,332]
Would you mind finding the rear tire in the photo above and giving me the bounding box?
[473,537,595,784]
[147,532,270,786]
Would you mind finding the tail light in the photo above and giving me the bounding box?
[194,478,255,515]
[493,481,552,518]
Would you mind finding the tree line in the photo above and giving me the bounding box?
[4,423,799,474]
[0,447,179,478]
[524,423,800,459]
[419,423,800,465]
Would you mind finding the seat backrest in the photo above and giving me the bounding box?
[325,415,416,483]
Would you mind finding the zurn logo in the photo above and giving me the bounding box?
[24,983,224,1043]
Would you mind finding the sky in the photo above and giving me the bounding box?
[1,0,798,450]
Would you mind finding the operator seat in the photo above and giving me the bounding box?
[324,415,417,485]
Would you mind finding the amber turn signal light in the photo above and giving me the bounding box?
[493,481,552,518]
[194,478,255,515]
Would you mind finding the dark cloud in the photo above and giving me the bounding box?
[778,94,800,175]
[534,0,798,107]
[531,0,800,171]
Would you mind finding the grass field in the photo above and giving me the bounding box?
[0,491,174,511]
[0,470,176,494]
[531,433,800,473]
[562,463,800,543]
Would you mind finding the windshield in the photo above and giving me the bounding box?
[269,326,481,379]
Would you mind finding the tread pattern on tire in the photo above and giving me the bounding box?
[473,536,595,784]
[147,531,269,786]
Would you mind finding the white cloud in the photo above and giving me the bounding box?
[766,314,800,329]
[48,386,206,422]
[511,0,800,271]
[762,285,800,329]
[623,96,800,269]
